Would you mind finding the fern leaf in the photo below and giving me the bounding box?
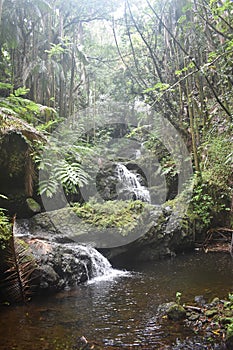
[1,218,36,303]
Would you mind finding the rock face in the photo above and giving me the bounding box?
[12,200,194,294]
[108,205,193,263]
[15,216,115,294]
[16,202,194,266]
[28,240,93,293]
[0,113,45,218]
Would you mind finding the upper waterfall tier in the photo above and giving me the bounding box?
[115,163,151,203]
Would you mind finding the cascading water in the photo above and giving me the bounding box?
[115,163,151,203]
[72,244,129,284]
[14,219,128,286]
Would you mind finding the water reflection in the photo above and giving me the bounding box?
[0,251,233,349]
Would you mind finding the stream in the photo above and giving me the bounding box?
[0,251,233,349]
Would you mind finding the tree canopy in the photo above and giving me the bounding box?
[0,0,232,232]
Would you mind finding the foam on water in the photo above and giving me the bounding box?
[87,268,131,284]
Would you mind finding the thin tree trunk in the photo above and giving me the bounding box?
[68,34,76,118]
[0,0,4,26]
[186,74,200,174]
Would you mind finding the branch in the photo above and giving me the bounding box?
[112,17,143,88]
[126,0,164,83]
[151,48,233,104]
[124,3,147,88]
[64,16,107,30]
[202,0,233,31]
[146,0,231,117]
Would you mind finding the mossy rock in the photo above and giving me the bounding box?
[167,303,186,321]
[205,309,218,318]
[226,324,233,350]
[26,198,41,213]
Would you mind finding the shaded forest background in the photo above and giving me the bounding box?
[0,0,232,243]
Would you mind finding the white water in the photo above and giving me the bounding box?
[116,163,151,203]
[15,219,129,284]
[77,245,130,284]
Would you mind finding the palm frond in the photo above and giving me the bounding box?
[1,218,36,303]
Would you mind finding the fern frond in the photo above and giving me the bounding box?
[1,218,36,303]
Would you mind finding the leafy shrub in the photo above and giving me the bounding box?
[190,134,232,230]
[200,134,232,191]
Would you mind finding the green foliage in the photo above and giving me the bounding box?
[189,133,232,229]
[1,233,36,303]
[200,134,232,191]
[13,87,30,97]
[45,43,67,59]
[190,181,215,227]
[176,291,182,305]
[39,160,90,197]
[226,322,233,339]
[73,199,147,235]
[0,87,57,125]
[0,88,39,117]
[36,135,92,198]
[0,208,12,250]
[222,293,233,340]
[143,83,170,93]
[0,82,12,90]
[175,61,195,76]
[228,294,233,304]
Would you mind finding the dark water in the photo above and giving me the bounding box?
[0,251,233,349]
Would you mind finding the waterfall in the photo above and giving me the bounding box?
[73,244,126,282]
[14,219,128,287]
[115,163,151,203]
[82,245,130,284]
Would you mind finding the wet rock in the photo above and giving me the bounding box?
[28,240,95,293]
[188,312,200,321]
[194,295,206,306]
[16,203,194,262]
[157,302,176,316]
[167,303,186,321]
[210,297,220,306]
[162,295,233,349]
[205,309,218,318]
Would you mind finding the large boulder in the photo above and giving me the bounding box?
[0,111,45,217]
[16,201,194,263]
[28,240,93,293]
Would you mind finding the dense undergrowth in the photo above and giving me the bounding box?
[189,133,233,235]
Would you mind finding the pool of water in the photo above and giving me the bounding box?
[0,251,233,349]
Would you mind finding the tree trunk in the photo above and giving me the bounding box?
[0,0,4,26]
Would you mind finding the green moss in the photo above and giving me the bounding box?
[205,309,218,317]
[72,199,150,235]
[26,198,41,213]
[226,322,233,347]
[0,209,12,249]
[167,303,186,320]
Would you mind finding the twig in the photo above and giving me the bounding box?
[184,305,202,312]
[230,232,233,256]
